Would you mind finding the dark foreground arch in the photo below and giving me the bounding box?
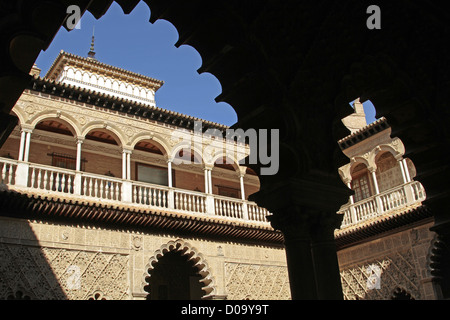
[1,0,450,299]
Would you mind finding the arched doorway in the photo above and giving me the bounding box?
[391,287,415,300]
[145,250,204,300]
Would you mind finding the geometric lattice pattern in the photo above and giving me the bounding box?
[340,249,421,300]
[225,262,291,300]
[0,243,129,300]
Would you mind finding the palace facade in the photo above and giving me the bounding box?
[0,51,288,300]
[0,50,436,300]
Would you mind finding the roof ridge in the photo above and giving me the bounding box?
[46,50,164,87]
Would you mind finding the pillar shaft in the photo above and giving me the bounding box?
[76,138,83,171]
[23,130,32,162]
[310,224,344,300]
[239,175,245,200]
[18,130,26,161]
[208,169,212,194]
[371,169,380,194]
[284,235,318,299]
[122,151,127,179]
[167,160,173,187]
[402,159,411,182]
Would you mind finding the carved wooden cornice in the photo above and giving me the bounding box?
[0,189,283,246]
[338,118,390,150]
[46,51,165,91]
[335,205,432,250]
[27,76,229,133]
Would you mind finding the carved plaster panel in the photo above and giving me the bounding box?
[225,262,291,300]
[340,249,421,300]
[0,243,129,300]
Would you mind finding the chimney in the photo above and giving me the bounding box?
[30,63,41,77]
[341,98,367,133]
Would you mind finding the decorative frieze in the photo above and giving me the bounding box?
[340,249,421,300]
[224,262,291,300]
[0,243,129,300]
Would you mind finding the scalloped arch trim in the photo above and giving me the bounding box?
[141,239,216,299]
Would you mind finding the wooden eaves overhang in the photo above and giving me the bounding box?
[338,117,390,150]
[334,204,432,250]
[45,51,166,92]
[0,188,283,245]
[28,75,229,134]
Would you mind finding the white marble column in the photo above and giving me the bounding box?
[399,158,408,184]
[76,137,84,171]
[167,159,173,187]
[208,168,213,194]
[15,126,33,187]
[370,168,380,194]
[18,129,26,161]
[23,129,33,162]
[203,165,215,214]
[127,152,131,180]
[347,181,354,204]
[402,158,411,182]
[239,174,246,200]
[204,167,209,193]
[122,149,132,180]
[122,151,127,179]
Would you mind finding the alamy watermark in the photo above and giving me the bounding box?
[66,265,81,290]
[65,4,381,31]
[366,264,382,290]
[66,5,81,30]
[367,5,381,29]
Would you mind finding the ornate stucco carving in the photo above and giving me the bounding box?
[224,262,291,300]
[340,249,421,300]
[0,243,129,300]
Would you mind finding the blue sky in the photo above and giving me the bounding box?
[35,1,377,127]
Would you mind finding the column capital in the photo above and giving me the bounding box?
[75,136,85,144]
[203,163,214,171]
[268,207,343,242]
[368,165,377,173]
[122,148,133,154]
[20,124,34,133]
[165,155,174,164]
[342,177,352,185]
[238,165,247,178]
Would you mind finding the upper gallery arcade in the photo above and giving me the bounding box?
[0,50,271,227]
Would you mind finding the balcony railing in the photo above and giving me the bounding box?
[338,180,426,228]
[0,157,271,225]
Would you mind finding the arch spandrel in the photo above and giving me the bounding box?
[81,121,126,147]
[29,111,82,137]
[349,155,372,173]
[170,143,204,165]
[9,107,26,128]
[374,138,405,161]
[129,132,171,157]
[338,163,352,184]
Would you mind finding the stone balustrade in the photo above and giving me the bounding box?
[0,157,271,225]
[338,180,426,228]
